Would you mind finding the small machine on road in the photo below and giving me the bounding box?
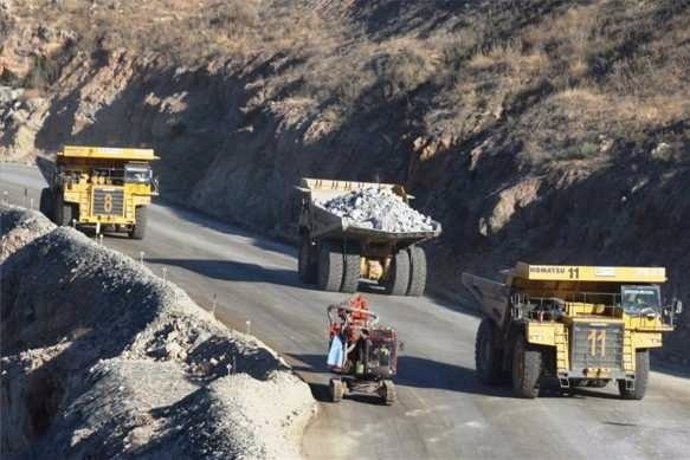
[326,295,399,404]
[40,145,159,239]
[463,263,682,400]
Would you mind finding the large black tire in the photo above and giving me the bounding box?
[129,206,148,240]
[341,242,360,293]
[384,249,410,296]
[53,195,74,226]
[618,349,649,400]
[39,187,53,219]
[512,334,542,399]
[298,236,317,284]
[317,240,343,292]
[406,245,427,297]
[475,318,504,385]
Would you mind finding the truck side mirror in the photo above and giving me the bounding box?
[674,299,683,315]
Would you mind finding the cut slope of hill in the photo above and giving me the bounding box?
[1,0,688,361]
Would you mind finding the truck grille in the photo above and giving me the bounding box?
[571,323,624,370]
[93,188,124,216]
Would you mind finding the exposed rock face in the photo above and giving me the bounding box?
[0,0,688,367]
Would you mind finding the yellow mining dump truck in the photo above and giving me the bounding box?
[39,145,159,239]
[296,178,442,296]
[462,263,683,400]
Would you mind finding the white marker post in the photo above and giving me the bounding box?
[245,320,252,335]
[98,234,104,246]
[29,198,34,210]
[162,267,167,282]
[212,294,218,318]
[139,251,145,266]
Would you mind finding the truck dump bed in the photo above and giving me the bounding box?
[461,272,511,325]
[298,177,442,244]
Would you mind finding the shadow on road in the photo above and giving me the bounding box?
[146,257,301,287]
[161,201,298,258]
[287,353,646,401]
[286,353,514,399]
[651,359,690,379]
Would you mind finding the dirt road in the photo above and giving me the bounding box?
[2,164,689,459]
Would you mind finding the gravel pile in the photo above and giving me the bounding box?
[0,205,54,262]
[0,205,315,459]
[317,186,436,233]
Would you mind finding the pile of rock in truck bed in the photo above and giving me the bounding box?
[318,186,435,233]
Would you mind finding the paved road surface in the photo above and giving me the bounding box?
[2,163,689,459]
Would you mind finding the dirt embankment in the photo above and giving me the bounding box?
[1,1,688,362]
[0,206,316,458]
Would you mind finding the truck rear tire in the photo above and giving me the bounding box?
[39,188,53,219]
[384,249,410,296]
[475,318,504,385]
[406,245,427,297]
[298,236,317,284]
[340,243,360,293]
[512,334,542,398]
[129,206,147,240]
[618,349,649,400]
[317,240,343,292]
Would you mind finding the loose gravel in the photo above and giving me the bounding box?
[0,205,316,459]
[317,186,436,233]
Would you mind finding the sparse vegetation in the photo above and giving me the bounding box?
[2,0,689,309]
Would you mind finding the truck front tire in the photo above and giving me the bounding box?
[512,334,542,398]
[129,206,148,240]
[618,349,649,400]
[317,240,343,292]
[384,249,410,296]
[39,187,53,219]
[53,195,75,227]
[406,245,427,297]
[475,318,504,385]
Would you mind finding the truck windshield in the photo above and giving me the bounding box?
[125,165,152,184]
[621,285,660,314]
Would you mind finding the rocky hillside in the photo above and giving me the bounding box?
[1,0,688,346]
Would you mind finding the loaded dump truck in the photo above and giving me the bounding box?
[462,263,682,400]
[296,178,442,296]
[39,145,159,239]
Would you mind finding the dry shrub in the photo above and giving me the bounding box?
[369,43,436,101]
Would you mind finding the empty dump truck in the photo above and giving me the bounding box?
[40,145,159,239]
[462,263,682,400]
[296,178,442,296]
